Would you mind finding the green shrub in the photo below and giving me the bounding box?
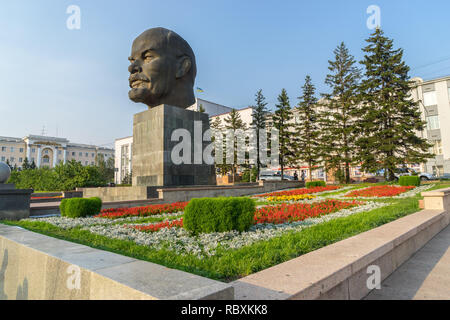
[398,176,421,187]
[306,180,326,188]
[241,170,250,182]
[60,197,102,218]
[183,197,255,235]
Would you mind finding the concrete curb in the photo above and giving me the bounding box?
[0,224,233,300]
[232,207,450,300]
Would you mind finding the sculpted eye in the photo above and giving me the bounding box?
[144,54,154,62]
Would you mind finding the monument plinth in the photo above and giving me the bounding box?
[0,162,32,220]
[132,104,216,187]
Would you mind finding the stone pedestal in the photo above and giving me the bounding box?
[0,184,33,220]
[132,104,216,187]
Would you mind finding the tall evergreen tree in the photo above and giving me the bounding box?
[210,116,232,175]
[30,159,37,170]
[22,157,30,170]
[357,29,433,180]
[250,89,269,180]
[321,42,361,184]
[224,109,247,182]
[294,75,321,181]
[272,88,293,179]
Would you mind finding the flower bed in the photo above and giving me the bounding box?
[255,199,363,224]
[31,195,63,200]
[266,194,316,202]
[344,185,415,198]
[95,202,188,219]
[128,218,184,233]
[257,185,340,198]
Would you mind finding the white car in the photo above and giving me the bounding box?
[259,171,295,181]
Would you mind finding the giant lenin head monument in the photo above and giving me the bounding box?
[128,27,216,187]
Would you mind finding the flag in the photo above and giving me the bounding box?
[196,87,204,93]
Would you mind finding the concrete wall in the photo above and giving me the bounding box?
[0,224,233,300]
[232,187,450,300]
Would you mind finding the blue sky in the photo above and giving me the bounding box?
[1,0,450,147]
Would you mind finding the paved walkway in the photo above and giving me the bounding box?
[365,224,450,300]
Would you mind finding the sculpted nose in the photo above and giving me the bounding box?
[128,61,142,74]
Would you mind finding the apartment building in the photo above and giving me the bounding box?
[0,134,114,169]
[114,136,133,184]
[411,76,450,176]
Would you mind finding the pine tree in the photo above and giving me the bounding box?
[210,116,231,175]
[272,88,293,180]
[224,109,247,182]
[30,159,37,169]
[22,157,30,170]
[357,29,433,180]
[321,42,361,184]
[250,89,269,180]
[294,76,321,181]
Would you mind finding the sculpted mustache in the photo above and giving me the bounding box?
[129,76,150,82]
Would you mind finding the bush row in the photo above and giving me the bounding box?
[398,176,421,186]
[306,180,326,188]
[183,197,255,234]
[60,197,102,218]
[8,160,109,191]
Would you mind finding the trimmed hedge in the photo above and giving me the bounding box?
[306,180,326,188]
[183,197,255,235]
[398,176,421,187]
[60,197,102,218]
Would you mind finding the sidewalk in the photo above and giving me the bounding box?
[365,224,450,300]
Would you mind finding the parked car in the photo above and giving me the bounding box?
[259,171,295,181]
[393,167,437,181]
[438,173,450,180]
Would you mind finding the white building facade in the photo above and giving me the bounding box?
[411,76,450,176]
[114,136,133,184]
[0,134,114,169]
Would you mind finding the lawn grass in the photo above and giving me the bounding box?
[1,188,424,282]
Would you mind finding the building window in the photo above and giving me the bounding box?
[1,147,5,152]
[92,153,95,157]
[72,152,75,156]
[433,140,443,155]
[10,147,14,152]
[43,156,49,163]
[79,152,82,156]
[32,148,35,153]
[1,156,4,161]
[423,91,437,106]
[19,158,23,163]
[10,157,15,162]
[44,149,49,154]
[58,150,62,155]
[426,115,440,130]
[85,152,88,157]
[19,148,24,153]
[91,161,94,165]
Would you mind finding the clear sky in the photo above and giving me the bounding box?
[1,0,450,147]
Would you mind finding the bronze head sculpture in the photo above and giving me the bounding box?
[128,27,197,109]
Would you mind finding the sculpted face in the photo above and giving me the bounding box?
[128,28,196,109]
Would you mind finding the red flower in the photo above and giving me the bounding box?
[257,186,340,198]
[254,199,362,224]
[94,202,188,219]
[345,185,414,198]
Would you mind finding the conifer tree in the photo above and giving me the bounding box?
[210,116,231,175]
[22,157,30,170]
[272,88,293,179]
[321,42,361,184]
[294,76,321,181]
[357,29,433,180]
[224,109,247,182]
[250,89,269,180]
